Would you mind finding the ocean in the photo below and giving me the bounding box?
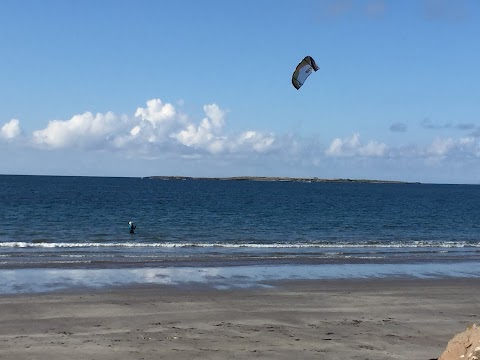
[1,175,479,293]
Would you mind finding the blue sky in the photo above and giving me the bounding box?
[1,0,479,183]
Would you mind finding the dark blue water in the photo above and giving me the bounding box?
[0,175,479,270]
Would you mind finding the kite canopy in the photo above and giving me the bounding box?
[292,56,319,90]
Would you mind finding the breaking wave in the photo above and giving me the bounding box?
[1,240,479,249]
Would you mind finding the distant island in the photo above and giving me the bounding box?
[144,176,419,184]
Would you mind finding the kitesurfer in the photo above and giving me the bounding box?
[128,221,136,234]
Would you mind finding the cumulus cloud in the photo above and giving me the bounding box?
[173,121,224,153]
[1,119,22,139]
[128,98,184,146]
[425,136,480,158]
[33,111,128,149]
[172,104,225,150]
[325,133,387,157]
[172,104,276,155]
[28,99,278,158]
[134,99,177,128]
[233,131,276,153]
[427,137,455,156]
[31,99,188,152]
[203,104,225,129]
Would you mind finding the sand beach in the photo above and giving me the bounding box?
[0,278,477,359]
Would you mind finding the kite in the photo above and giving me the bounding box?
[292,56,319,90]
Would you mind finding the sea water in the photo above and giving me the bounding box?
[0,175,479,293]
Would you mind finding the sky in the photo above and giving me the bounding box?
[1,0,479,184]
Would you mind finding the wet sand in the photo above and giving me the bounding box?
[0,278,478,359]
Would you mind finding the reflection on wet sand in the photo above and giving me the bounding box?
[1,262,479,295]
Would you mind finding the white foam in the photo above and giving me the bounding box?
[0,241,478,249]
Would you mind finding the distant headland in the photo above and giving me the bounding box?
[144,176,419,184]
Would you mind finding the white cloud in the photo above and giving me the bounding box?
[424,136,480,159]
[1,119,22,139]
[171,103,275,155]
[32,111,127,149]
[204,104,225,129]
[173,120,220,148]
[325,133,387,157]
[28,100,277,157]
[234,131,275,153]
[358,141,387,157]
[172,104,225,151]
[130,125,141,137]
[134,99,176,127]
[228,130,277,153]
[30,99,186,152]
[131,99,183,144]
[458,137,474,146]
[426,137,455,157]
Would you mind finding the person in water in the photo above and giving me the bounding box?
[128,221,136,234]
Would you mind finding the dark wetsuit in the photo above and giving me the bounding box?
[129,223,136,234]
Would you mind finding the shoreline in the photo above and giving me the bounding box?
[0,278,477,359]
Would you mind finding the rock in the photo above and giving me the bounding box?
[439,324,480,360]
